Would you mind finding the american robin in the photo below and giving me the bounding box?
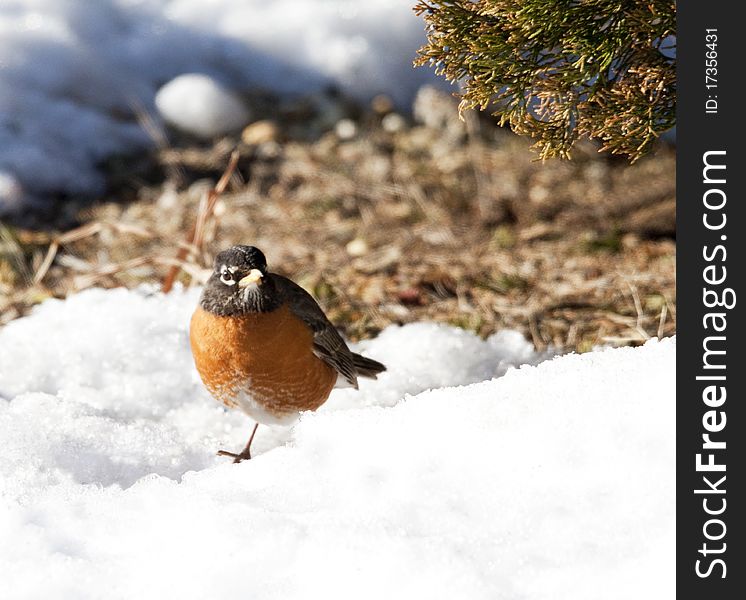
[190,245,386,462]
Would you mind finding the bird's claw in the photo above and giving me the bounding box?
[217,449,251,463]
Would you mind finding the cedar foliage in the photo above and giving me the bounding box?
[414,0,676,161]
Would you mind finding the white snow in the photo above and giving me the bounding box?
[155,74,251,138]
[0,0,444,212]
[0,286,675,599]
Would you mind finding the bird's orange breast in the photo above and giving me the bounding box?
[189,304,337,423]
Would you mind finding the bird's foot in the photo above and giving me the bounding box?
[217,449,251,463]
[217,422,259,463]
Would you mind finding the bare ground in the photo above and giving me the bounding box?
[0,88,675,352]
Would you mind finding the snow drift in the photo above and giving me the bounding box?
[0,286,675,599]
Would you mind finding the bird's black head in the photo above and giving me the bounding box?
[199,245,281,316]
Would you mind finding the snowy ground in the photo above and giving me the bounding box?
[1,0,445,212]
[0,287,674,599]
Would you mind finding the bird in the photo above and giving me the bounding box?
[190,245,386,462]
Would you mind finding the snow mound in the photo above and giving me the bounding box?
[155,74,251,138]
[0,0,444,212]
[0,287,674,599]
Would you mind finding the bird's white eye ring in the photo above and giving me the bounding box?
[220,271,236,286]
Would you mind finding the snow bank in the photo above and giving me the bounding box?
[0,287,674,598]
[1,0,443,212]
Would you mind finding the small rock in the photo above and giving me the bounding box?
[371,94,394,114]
[155,182,179,210]
[242,120,280,145]
[335,119,358,140]
[381,113,406,133]
[528,185,550,203]
[360,156,391,181]
[212,199,227,217]
[346,237,369,257]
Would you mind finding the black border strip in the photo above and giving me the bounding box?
[677,2,743,596]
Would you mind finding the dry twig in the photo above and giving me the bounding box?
[161,149,240,293]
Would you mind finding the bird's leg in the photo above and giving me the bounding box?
[217,422,259,463]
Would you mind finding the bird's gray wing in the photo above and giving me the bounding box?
[271,274,359,388]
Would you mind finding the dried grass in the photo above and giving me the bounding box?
[0,100,675,352]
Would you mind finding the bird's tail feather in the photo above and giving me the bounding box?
[351,353,386,379]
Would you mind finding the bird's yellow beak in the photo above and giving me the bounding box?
[238,269,264,288]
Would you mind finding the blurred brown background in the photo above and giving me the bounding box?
[0,86,675,351]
